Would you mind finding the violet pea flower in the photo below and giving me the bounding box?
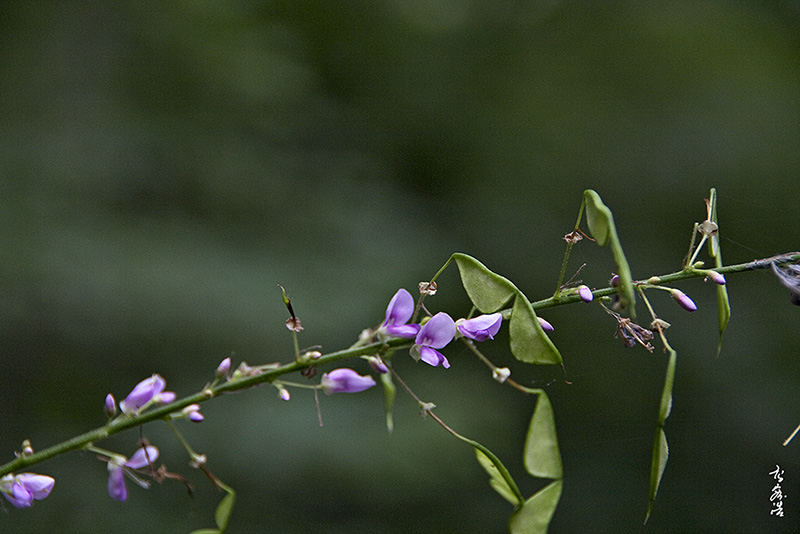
[119,375,176,415]
[1,473,55,508]
[411,312,456,368]
[380,289,421,339]
[456,313,502,342]
[107,446,159,502]
[321,368,376,394]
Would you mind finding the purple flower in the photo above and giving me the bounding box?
[672,289,697,312]
[411,312,456,368]
[456,313,502,342]
[107,446,159,502]
[381,289,421,339]
[321,368,377,394]
[577,285,593,303]
[119,375,176,415]
[1,473,55,508]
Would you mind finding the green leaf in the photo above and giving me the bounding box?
[380,371,396,432]
[508,480,563,534]
[190,530,220,534]
[582,190,636,317]
[509,293,562,365]
[645,348,676,524]
[215,484,236,532]
[453,253,516,313]
[707,188,731,356]
[523,391,563,480]
[475,448,520,506]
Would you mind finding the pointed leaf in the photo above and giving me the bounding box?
[582,190,636,316]
[215,485,236,532]
[707,188,731,356]
[524,391,563,479]
[510,293,562,365]
[453,253,516,313]
[645,348,676,523]
[508,480,563,534]
[475,449,520,506]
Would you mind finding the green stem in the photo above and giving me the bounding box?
[3,251,797,478]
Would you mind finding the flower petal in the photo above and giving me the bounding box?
[384,323,420,338]
[120,375,165,414]
[107,464,127,502]
[457,313,502,342]
[415,312,456,349]
[417,346,451,369]
[125,446,159,470]
[383,288,415,326]
[321,368,377,394]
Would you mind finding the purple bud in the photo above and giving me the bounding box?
[368,356,389,374]
[672,289,697,312]
[104,394,117,417]
[278,387,291,401]
[182,404,203,422]
[216,357,232,378]
[537,316,555,332]
[577,285,593,303]
[456,313,502,342]
[321,368,377,394]
[1,473,55,508]
[706,271,726,285]
[610,274,620,287]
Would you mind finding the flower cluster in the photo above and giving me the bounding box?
[380,289,508,369]
[1,473,55,508]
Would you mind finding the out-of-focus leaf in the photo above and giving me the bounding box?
[582,190,636,317]
[380,370,396,432]
[509,294,562,365]
[645,348,676,524]
[523,391,562,479]
[475,448,521,506]
[453,253,516,313]
[215,484,236,532]
[707,188,731,356]
[508,480,563,534]
[191,530,219,534]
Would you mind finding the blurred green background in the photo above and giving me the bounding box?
[2,1,799,532]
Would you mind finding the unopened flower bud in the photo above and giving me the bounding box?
[577,285,593,303]
[278,387,291,401]
[367,356,389,374]
[705,271,726,285]
[537,317,554,332]
[216,357,232,378]
[104,394,117,418]
[610,274,620,287]
[671,289,697,312]
[21,440,34,457]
